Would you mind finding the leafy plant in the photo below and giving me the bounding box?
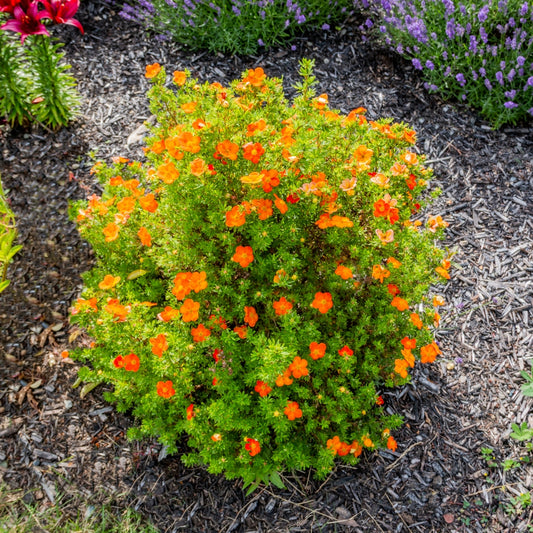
[119,0,354,55]
[510,422,533,444]
[0,177,22,294]
[519,361,533,397]
[357,0,533,128]
[70,60,450,484]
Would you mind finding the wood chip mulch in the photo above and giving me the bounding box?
[1,1,532,531]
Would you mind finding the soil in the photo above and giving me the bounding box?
[1,1,533,532]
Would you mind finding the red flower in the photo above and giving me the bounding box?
[376,395,384,406]
[244,437,261,456]
[41,0,84,33]
[254,380,272,397]
[338,345,353,357]
[1,3,49,43]
[113,355,124,368]
[123,353,140,372]
[186,403,195,420]
[286,193,300,204]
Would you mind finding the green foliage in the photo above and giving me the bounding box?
[0,29,32,127]
[510,422,533,444]
[120,0,354,55]
[71,61,449,483]
[519,361,533,397]
[0,177,22,294]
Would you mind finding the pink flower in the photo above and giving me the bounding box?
[41,0,84,33]
[1,3,49,43]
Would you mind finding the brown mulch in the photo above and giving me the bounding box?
[1,1,533,531]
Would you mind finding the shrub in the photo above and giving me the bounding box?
[118,0,354,55]
[0,177,22,294]
[357,0,533,128]
[70,60,450,485]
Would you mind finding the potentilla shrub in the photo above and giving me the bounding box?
[356,0,533,128]
[70,61,450,485]
[118,0,354,54]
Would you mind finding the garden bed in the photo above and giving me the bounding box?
[0,0,532,531]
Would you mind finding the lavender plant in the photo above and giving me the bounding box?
[357,0,533,128]
[119,0,354,54]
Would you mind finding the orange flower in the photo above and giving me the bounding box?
[150,333,168,357]
[309,341,326,360]
[243,142,265,164]
[284,401,303,420]
[247,119,266,136]
[244,437,261,456]
[433,295,445,307]
[225,205,247,227]
[372,264,391,283]
[369,172,390,187]
[157,161,180,184]
[376,395,384,406]
[313,93,328,110]
[189,271,207,293]
[175,131,201,154]
[387,284,400,296]
[242,67,266,87]
[164,136,184,160]
[234,325,247,339]
[139,193,158,213]
[232,245,254,267]
[261,169,279,193]
[335,265,352,280]
[211,433,222,441]
[104,299,130,321]
[435,266,451,279]
[387,436,398,451]
[391,297,409,311]
[124,353,140,372]
[99,274,120,290]
[337,441,351,456]
[273,296,293,316]
[340,176,357,194]
[273,194,288,214]
[402,349,415,367]
[390,162,408,176]
[145,63,161,78]
[353,145,373,164]
[311,292,333,314]
[186,403,195,420]
[376,229,395,245]
[191,324,211,342]
[137,227,151,246]
[157,380,175,399]
[275,369,293,387]
[157,306,180,322]
[181,101,197,114]
[180,298,200,322]
[338,345,353,357]
[190,158,207,176]
[251,198,273,220]
[289,356,308,378]
[373,198,390,218]
[254,380,272,397]
[192,118,209,130]
[109,175,124,186]
[363,436,374,448]
[116,196,136,213]
[434,311,441,327]
[350,440,363,457]
[410,312,423,329]
[327,435,341,455]
[401,337,417,350]
[394,358,409,378]
[420,342,441,363]
[71,297,98,315]
[172,272,192,300]
[173,70,187,85]
[60,350,69,359]
[103,222,120,242]
[244,306,258,327]
[216,140,239,161]
[387,257,402,269]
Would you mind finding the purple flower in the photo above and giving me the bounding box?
[505,89,516,99]
[500,60,506,70]
[321,23,330,30]
[425,59,434,70]
[456,73,466,86]
[477,5,489,22]
[445,19,455,39]
[444,66,451,77]
[507,68,516,81]
[443,0,454,15]
[495,71,504,85]
[484,78,493,90]
[365,18,373,28]
[479,67,486,76]
[504,101,518,109]
[529,108,533,116]
[479,26,488,43]
[517,56,526,67]
[472,70,478,80]
[291,44,296,51]
[257,38,264,46]
[412,58,422,70]
[520,2,528,15]
[525,76,533,90]
[231,5,240,15]
[469,35,477,53]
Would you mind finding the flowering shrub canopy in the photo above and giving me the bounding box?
[357,0,533,128]
[71,61,450,484]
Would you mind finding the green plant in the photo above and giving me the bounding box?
[520,361,533,397]
[481,446,498,468]
[0,177,22,294]
[70,60,450,485]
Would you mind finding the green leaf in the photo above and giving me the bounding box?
[80,382,100,399]
[269,471,286,490]
[0,280,10,293]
